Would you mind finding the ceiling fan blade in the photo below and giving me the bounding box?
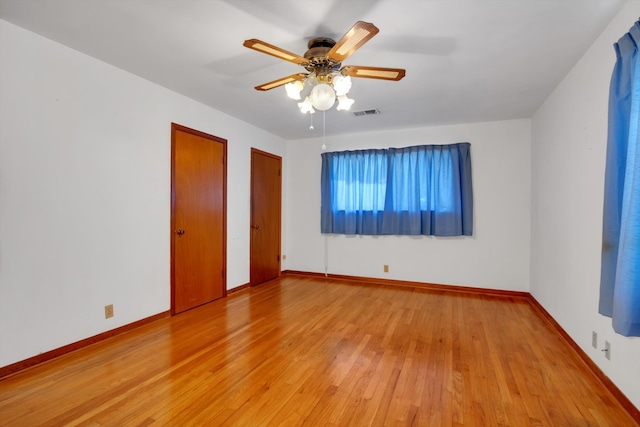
[341,66,406,81]
[243,39,307,65]
[327,21,379,63]
[254,73,308,91]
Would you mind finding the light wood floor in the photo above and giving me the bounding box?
[0,275,636,426]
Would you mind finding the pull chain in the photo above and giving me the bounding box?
[322,110,327,150]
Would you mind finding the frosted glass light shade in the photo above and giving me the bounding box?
[285,81,304,100]
[336,95,354,111]
[310,83,336,111]
[332,75,352,96]
[298,96,315,114]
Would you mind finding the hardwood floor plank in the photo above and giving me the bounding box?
[0,275,637,426]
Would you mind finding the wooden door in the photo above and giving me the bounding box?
[171,124,226,314]
[250,149,282,286]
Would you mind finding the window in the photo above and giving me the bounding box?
[321,143,473,236]
[599,20,640,337]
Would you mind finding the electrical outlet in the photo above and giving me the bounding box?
[592,331,598,349]
[282,254,286,260]
[104,304,114,319]
[384,264,389,273]
[604,341,611,360]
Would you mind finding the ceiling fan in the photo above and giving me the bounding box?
[243,21,406,113]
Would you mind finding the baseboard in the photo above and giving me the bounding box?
[1,282,254,379]
[282,270,530,299]
[0,310,170,379]
[527,296,640,424]
[228,282,251,294]
[1,281,254,379]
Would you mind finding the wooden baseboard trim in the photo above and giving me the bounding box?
[228,282,251,294]
[0,310,171,380]
[282,270,530,299]
[527,296,640,424]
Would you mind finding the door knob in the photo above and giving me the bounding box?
[176,229,185,235]
[251,225,260,229]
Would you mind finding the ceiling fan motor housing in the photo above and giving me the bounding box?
[304,37,341,73]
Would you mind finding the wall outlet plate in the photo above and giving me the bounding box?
[592,331,598,349]
[604,341,611,360]
[105,304,114,319]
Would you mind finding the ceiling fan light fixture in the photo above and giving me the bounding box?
[336,95,354,111]
[332,75,352,96]
[298,96,315,114]
[285,80,304,100]
[310,83,336,111]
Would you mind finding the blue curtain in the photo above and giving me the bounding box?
[321,143,473,236]
[600,21,640,337]
[321,149,388,234]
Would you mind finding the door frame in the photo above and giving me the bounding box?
[170,123,227,315]
[250,148,282,286]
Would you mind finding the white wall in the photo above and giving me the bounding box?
[286,119,531,291]
[531,1,640,408]
[0,20,286,367]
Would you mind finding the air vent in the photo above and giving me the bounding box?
[353,108,381,117]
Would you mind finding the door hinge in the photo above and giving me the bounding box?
[277,255,280,262]
[222,269,225,278]
[222,156,225,165]
[278,169,281,177]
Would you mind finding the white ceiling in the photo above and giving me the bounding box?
[0,0,625,140]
